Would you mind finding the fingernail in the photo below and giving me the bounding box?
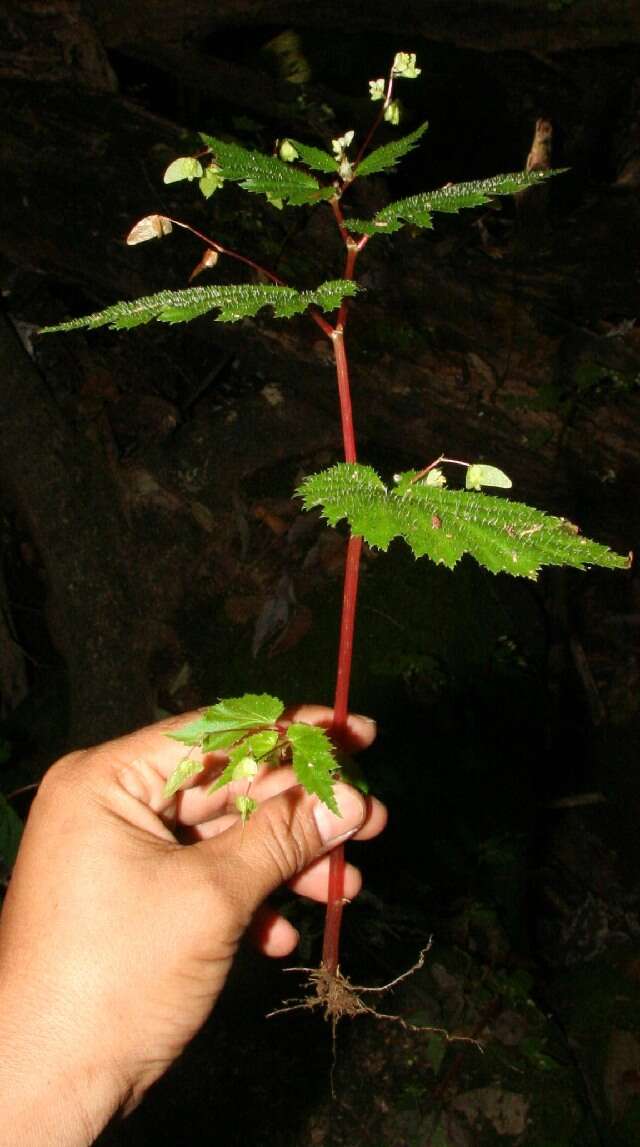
[353,713,377,727]
[314,782,365,844]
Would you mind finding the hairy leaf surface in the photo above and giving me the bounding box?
[288,723,339,813]
[355,121,429,178]
[199,134,333,205]
[40,282,359,333]
[298,463,630,579]
[343,169,563,235]
[285,139,338,174]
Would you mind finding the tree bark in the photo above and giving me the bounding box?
[0,312,153,747]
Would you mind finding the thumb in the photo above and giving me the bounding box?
[207,781,366,916]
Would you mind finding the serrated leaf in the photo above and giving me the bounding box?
[287,723,339,813]
[0,794,22,868]
[168,696,284,752]
[202,693,284,734]
[163,757,205,798]
[285,139,338,174]
[466,464,512,491]
[342,216,403,236]
[163,156,204,184]
[355,121,429,178]
[375,169,564,232]
[39,281,359,333]
[199,133,333,205]
[298,463,630,580]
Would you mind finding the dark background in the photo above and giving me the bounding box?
[1,3,639,1144]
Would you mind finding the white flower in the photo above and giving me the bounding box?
[392,52,421,79]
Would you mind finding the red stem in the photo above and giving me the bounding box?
[319,207,366,973]
[322,532,363,973]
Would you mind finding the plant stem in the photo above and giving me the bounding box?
[321,269,363,973]
[331,327,357,464]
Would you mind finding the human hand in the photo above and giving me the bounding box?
[0,706,385,1144]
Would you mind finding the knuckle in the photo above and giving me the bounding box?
[258,797,313,880]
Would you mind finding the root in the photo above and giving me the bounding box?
[267,940,480,1090]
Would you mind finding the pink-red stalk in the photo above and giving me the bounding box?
[320,199,370,974]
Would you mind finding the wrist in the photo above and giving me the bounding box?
[0,990,127,1147]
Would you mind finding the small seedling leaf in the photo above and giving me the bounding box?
[466,463,512,490]
[287,723,339,812]
[163,757,205,798]
[0,794,22,869]
[356,121,429,178]
[163,156,204,184]
[199,134,333,205]
[39,281,359,333]
[298,463,630,580]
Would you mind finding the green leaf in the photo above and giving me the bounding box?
[39,281,359,333]
[375,169,564,232]
[342,216,404,236]
[210,729,280,793]
[201,729,249,752]
[355,121,429,178]
[298,463,630,580]
[242,729,280,758]
[169,696,284,753]
[163,156,204,184]
[200,693,284,734]
[287,723,339,813]
[466,464,512,491]
[0,794,23,869]
[163,757,205,798]
[209,743,252,789]
[284,139,338,174]
[199,134,333,206]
